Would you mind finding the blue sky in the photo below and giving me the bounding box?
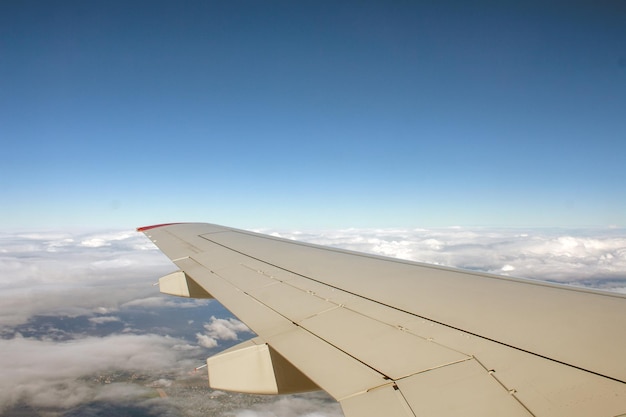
[2,1,625,230]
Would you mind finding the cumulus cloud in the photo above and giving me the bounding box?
[196,316,252,348]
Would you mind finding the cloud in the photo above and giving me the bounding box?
[88,316,121,325]
[0,229,179,327]
[91,382,154,402]
[196,334,219,349]
[230,393,342,417]
[196,316,252,348]
[0,333,189,412]
[79,231,137,248]
[122,296,210,309]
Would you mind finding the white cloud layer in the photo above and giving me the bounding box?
[0,229,173,327]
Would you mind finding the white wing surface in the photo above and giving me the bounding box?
[137,222,626,417]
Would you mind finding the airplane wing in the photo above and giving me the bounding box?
[137,222,626,417]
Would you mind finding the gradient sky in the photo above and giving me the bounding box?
[2,1,625,230]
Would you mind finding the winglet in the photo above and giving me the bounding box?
[136,223,184,232]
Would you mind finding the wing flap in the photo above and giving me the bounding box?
[266,326,387,400]
[397,359,532,417]
[299,306,470,380]
[340,384,415,417]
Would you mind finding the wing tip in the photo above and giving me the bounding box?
[136,222,185,232]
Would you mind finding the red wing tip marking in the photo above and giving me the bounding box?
[136,223,185,232]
